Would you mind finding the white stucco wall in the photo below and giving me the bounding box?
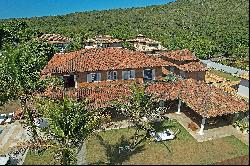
[237,79,249,98]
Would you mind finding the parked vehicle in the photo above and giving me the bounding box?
[5,112,14,124]
[0,155,10,165]
[0,114,7,125]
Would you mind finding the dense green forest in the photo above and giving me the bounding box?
[0,0,249,70]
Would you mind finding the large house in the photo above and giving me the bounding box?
[159,49,208,81]
[41,48,170,88]
[126,34,166,54]
[41,47,249,136]
[39,34,71,53]
[84,35,123,49]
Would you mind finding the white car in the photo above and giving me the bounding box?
[0,114,7,125]
[150,129,175,141]
[0,155,10,165]
[5,112,14,123]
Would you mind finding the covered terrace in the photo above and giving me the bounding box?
[41,79,249,136]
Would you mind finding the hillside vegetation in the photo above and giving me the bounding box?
[1,0,249,69]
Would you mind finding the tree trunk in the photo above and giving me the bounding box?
[133,128,139,148]
[20,95,38,141]
[62,149,69,165]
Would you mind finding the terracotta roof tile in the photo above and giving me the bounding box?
[238,72,249,80]
[178,79,249,117]
[160,49,197,61]
[42,79,249,117]
[177,61,208,72]
[127,34,161,44]
[86,35,122,43]
[42,48,170,75]
[39,34,71,44]
[162,67,171,75]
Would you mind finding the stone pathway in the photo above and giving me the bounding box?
[77,142,87,165]
[0,121,31,165]
[166,113,249,145]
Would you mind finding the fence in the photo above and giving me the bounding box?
[201,60,248,76]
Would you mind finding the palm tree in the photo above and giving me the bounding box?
[112,83,159,149]
[34,96,105,165]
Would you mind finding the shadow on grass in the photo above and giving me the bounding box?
[93,134,145,165]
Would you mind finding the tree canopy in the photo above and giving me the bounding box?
[1,0,247,69]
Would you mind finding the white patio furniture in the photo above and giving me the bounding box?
[150,129,175,141]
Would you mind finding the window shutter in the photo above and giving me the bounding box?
[122,71,127,80]
[113,71,118,80]
[130,70,135,79]
[107,71,111,80]
[97,73,101,81]
[74,75,77,88]
[87,73,92,82]
[152,69,156,80]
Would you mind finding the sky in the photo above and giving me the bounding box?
[0,0,175,19]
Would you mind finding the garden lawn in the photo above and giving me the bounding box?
[86,122,249,165]
[23,148,59,165]
[23,121,249,165]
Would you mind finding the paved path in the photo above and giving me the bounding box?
[167,113,249,145]
[0,121,31,166]
[77,141,87,165]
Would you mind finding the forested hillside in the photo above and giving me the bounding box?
[1,0,249,70]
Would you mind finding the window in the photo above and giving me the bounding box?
[97,42,103,48]
[143,69,155,80]
[87,73,101,82]
[180,71,186,79]
[87,42,93,46]
[107,71,118,80]
[122,70,135,80]
[170,66,175,73]
[63,75,75,88]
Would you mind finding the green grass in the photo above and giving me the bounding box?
[23,149,59,165]
[23,121,249,165]
[85,122,248,165]
[209,69,240,82]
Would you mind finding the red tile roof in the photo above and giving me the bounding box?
[86,35,122,43]
[177,79,248,117]
[177,61,208,72]
[238,72,249,80]
[162,67,171,75]
[160,49,197,61]
[42,79,249,117]
[41,48,171,75]
[39,34,71,44]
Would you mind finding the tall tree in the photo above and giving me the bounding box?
[112,83,160,149]
[34,97,105,165]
